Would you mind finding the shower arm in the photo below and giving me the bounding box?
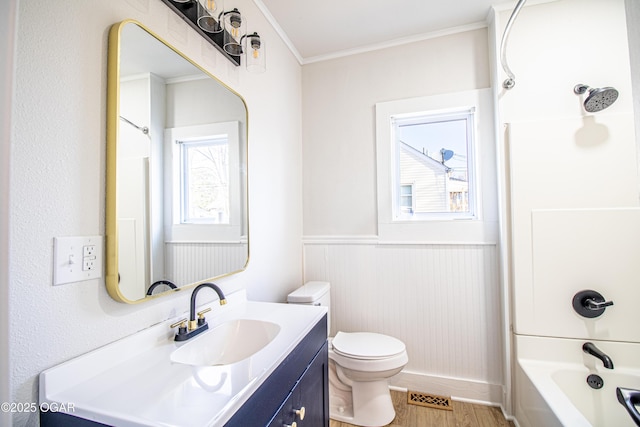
[500,0,528,90]
[119,116,149,135]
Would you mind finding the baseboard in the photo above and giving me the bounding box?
[389,370,504,407]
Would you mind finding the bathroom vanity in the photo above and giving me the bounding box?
[39,291,328,426]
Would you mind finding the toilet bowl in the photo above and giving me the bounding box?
[287,282,409,427]
[328,331,408,426]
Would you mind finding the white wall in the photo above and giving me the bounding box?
[302,29,491,236]
[627,0,640,157]
[9,0,302,425]
[301,28,506,404]
[1,0,18,424]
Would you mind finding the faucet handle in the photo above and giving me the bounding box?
[170,318,188,337]
[197,307,212,317]
[585,298,614,310]
[197,308,211,327]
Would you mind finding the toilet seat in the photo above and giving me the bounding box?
[332,331,406,360]
[329,332,408,373]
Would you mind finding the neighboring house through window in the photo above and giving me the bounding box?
[393,109,475,220]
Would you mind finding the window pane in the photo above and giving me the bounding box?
[182,138,229,224]
[400,184,413,212]
[394,112,473,218]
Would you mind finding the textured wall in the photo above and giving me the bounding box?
[9,0,303,425]
[1,1,18,425]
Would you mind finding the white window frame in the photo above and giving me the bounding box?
[165,122,242,243]
[375,89,497,243]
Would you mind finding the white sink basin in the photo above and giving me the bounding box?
[170,319,281,366]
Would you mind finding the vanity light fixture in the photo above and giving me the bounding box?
[161,0,240,66]
[221,8,246,56]
[214,6,266,72]
[197,0,224,34]
[243,32,266,73]
[162,0,266,71]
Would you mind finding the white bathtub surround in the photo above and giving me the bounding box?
[515,335,640,427]
[490,0,639,425]
[39,291,327,426]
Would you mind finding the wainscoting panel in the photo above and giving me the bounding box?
[165,242,248,285]
[304,241,504,403]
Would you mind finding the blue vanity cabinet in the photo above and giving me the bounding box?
[225,315,329,427]
[267,341,329,427]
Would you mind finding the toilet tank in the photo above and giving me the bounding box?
[288,281,331,333]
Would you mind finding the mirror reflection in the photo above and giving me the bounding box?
[106,20,249,303]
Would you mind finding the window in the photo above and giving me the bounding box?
[375,89,496,243]
[399,184,414,213]
[180,137,229,224]
[165,122,242,243]
[392,109,476,220]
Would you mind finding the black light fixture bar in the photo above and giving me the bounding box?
[159,0,241,66]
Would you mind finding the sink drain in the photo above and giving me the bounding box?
[587,374,604,389]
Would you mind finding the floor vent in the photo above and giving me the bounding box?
[407,391,453,411]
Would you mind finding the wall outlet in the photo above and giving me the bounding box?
[53,236,103,285]
[83,245,96,257]
[83,257,96,271]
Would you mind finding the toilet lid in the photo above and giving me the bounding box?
[332,331,406,359]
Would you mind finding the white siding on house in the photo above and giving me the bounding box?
[399,144,448,212]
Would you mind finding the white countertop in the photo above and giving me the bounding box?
[39,291,327,426]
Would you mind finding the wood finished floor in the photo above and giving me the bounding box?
[329,390,515,427]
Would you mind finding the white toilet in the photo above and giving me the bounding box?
[288,281,408,427]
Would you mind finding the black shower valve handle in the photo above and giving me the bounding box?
[585,298,614,310]
[572,289,614,318]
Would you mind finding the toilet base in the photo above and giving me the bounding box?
[329,360,396,427]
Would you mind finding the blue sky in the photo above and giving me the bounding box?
[397,118,468,174]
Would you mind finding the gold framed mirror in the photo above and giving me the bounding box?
[106,20,249,303]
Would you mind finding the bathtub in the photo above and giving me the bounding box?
[515,335,640,427]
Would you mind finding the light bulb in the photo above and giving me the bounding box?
[206,0,215,10]
[252,48,259,59]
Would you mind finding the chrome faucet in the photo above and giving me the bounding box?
[583,342,614,369]
[171,282,227,342]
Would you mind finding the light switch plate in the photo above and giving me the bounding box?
[53,236,103,285]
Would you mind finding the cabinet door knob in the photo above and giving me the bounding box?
[295,406,306,420]
[284,423,297,427]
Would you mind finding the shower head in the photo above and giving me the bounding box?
[574,84,619,113]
